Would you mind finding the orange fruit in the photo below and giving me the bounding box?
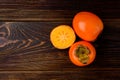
[69,41,96,66]
[73,11,104,41]
[50,25,76,49]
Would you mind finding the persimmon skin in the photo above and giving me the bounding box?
[73,11,103,42]
[69,41,96,66]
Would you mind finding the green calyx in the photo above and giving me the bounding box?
[75,45,90,64]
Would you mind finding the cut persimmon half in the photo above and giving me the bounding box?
[50,25,76,49]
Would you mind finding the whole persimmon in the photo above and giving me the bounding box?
[73,11,103,42]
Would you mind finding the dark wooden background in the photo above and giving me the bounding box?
[0,0,120,80]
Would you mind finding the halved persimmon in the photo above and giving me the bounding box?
[69,41,96,66]
[50,25,76,49]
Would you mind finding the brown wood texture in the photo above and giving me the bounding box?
[0,0,120,80]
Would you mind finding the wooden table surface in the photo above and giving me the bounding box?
[0,0,120,80]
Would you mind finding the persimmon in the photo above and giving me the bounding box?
[50,25,76,49]
[69,41,96,66]
[73,11,103,42]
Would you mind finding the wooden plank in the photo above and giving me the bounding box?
[0,71,120,80]
[0,21,120,70]
[0,0,119,21]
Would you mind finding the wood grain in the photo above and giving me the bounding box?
[0,0,120,80]
[0,0,119,21]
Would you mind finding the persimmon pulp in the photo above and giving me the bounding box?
[69,41,96,66]
[50,25,76,49]
[75,45,90,64]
